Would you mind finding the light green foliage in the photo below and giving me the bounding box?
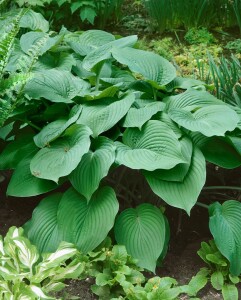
[0,226,84,299]
[225,39,241,54]
[197,240,240,300]
[184,28,216,45]
[0,11,241,275]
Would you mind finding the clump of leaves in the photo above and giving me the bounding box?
[225,39,241,55]
[197,240,240,300]
[184,27,216,45]
[0,226,84,299]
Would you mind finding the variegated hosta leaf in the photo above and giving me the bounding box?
[111,47,176,86]
[116,120,186,171]
[30,124,92,182]
[25,70,90,103]
[77,93,135,137]
[209,201,241,276]
[34,105,82,148]
[69,137,116,201]
[169,105,239,137]
[144,146,206,214]
[25,187,119,253]
[114,204,168,272]
[122,101,166,129]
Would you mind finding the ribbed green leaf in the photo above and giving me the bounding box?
[191,133,241,169]
[222,284,238,300]
[116,120,185,171]
[145,137,192,182]
[7,157,57,197]
[227,136,241,156]
[114,204,168,272]
[25,70,90,103]
[82,35,138,71]
[25,187,119,253]
[144,146,206,214]
[24,193,63,253]
[209,201,241,276]
[33,53,76,72]
[77,93,135,137]
[164,89,224,111]
[122,102,165,129]
[169,105,238,137]
[69,137,116,201]
[65,30,115,56]
[111,47,176,86]
[20,9,49,32]
[34,105,82,148]
[30,125,92,182]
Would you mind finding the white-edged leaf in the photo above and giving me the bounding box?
[69,137,116,201]
[77,93,135,137]
[209,201,241,276]
[111,47,176,86]
[144,146,206,214]
[169,105,238,137]
[116,120,186,171]
[122,102,165,129]
[30,124,92,182]
[25,70,90,103]
[114,204,168,272]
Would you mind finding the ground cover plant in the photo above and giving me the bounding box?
[1,3,241,299]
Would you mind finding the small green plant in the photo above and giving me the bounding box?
[0,226,84,299]
[225,39,241,54]
[184,27,216,45]
[197,240,240,300]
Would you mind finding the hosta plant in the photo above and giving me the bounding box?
[1,9,241,275]
[0,226,84,299]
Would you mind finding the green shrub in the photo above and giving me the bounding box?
[184,27,216,45]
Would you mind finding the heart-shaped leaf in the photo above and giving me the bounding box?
[144,146,206,214]
[116,120,185,171]
[69,137,116,201]
[209,201,241,276]
[30,124,92,182]
[114,204,168,272]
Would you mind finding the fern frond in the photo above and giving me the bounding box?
[0,97,11,127]
[0,9,26,77]
[17,33,49,73]
[0,73,33,96]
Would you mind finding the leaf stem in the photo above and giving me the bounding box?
[203,186,241,191]
[196,202,209,209]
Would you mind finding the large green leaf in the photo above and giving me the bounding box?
[82,35,138,71]
[34,105,82,148]
[25,70,90,103]
[209,201,241,276]
[7,157,57,197]
[20,9,49,32]
[114,204,168,272]
[25,187,119,253]
[69,137,116,201]
[65,30,115,56]
[77,93,135,137]
[30,125,92,182]
[169,105,238,137]
[111,47,176,86]
[144,146,206,214]
[115,120,186,171]
[0,135,36,170]
[191,133,241,169]
[33,53,76,72]
[122,102,165,129]
[164,89,224,111]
